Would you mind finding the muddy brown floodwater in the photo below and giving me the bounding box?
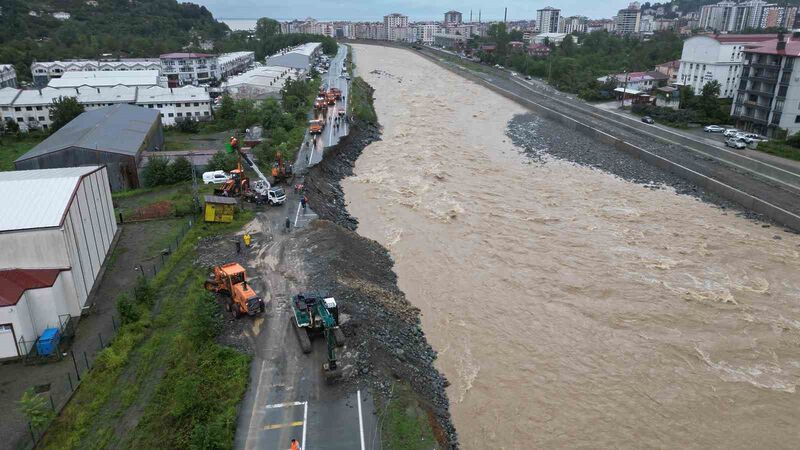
[343,45,800,449]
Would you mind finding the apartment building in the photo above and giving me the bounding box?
[0,65,16,88]
[563,16,588,34]
[444,11,463,26]
[616,3,642,34]
[384,13,409,41]
[217,52,256,79]
[536,7,561,33]
[0,85,211,131]
[31,59,162,87]
[731,34,800,137]
[159,53,216,87]
[415,23,440,44]
[676,34,777,98]
[699,1,796,32]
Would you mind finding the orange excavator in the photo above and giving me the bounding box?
[271,151,293,183]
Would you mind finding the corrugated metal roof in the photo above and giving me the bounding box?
[0,268,67,306]
[0,166,102,232]
[16,104,158,162]
[47,70,159,88]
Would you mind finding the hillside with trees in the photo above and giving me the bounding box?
[0,0,229,81]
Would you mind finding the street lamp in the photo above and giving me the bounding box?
[620,70,629,108]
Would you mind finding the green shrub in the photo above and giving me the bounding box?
[133,277,155,307]
[184,292,222,342]
[117,293,141,325]
[18,388,55,430]
[177,119,199,134]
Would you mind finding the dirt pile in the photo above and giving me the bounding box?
[303,118,459,448]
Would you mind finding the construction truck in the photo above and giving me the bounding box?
[308,119,324,135]
[314,97,328,113]
[325,91,336,106]
[205,263,265,318]
[330,87,342,100]
[214,163,250,197]
[271,151,293,184]
[290,292,345,382]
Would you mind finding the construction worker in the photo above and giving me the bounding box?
[243,233,251,247]
[300,196,307,211]
[285,216,291,233]
[235,239,241,254]
[290,439,301,450]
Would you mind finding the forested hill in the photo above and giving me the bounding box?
[0,0,229,80]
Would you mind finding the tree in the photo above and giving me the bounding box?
[255,18,281,41]
[50,96,85,132]
[177,118,199,133]
[206,151,238,172]
[679,85,695,109]
[18,388,54,430]
[168,157,193,184]
[321,37,338,56]
[141,156,171,187]
[215,94,236,124]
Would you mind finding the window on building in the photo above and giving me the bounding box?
[28,117,34,121]
[42,124,48,130]
[177,112,182,117]
[38,116,44,121]
[14,107,20,112]
[25,106,32,111]
[184,103,191,107]
[794,115,800,123]
[168,113,174,117]
[195,112,200,116]
[16,117,23,122]
[35,106,42,111]
[193,102,199,107]
[148,104,154,108]
[161,113,164,117]
[157,104,163,108]
[204,111,210,116]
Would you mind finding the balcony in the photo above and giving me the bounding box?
[738,113,768,124]
[743,100,772,110]
[749,73,779,82]
[750,61,781,69]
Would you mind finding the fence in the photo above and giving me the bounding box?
[16,218,194,449]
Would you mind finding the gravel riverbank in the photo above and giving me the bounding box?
[304,113,459,448]
[506,113,774,224]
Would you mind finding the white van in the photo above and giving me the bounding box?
[202,170,230,185]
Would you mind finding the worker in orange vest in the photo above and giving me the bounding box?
[290,439,301,450]
[230,136,239,150]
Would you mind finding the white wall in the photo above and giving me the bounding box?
[678,36,744,98]
[0,228,69,269]
[61,168,117,308]
[778,61,800,135]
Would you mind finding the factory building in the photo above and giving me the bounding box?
[0,166,117,359]
[15,104,163,191]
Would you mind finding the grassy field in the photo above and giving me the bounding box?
[756,141,800,162]
[37,210,254,450]
[163,128,230,152]
[0,135,46,170]
[380,383,441,450]
[113,182,216,220]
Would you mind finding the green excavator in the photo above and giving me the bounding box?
[290,292,346,382]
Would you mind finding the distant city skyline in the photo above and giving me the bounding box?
[192,0,643,22]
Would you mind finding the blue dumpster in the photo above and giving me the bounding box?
[36,328,60,356]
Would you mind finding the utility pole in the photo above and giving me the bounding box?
[620,71,629,108]
[504,8,508,23]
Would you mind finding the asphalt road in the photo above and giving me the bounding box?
[297,45,351,169]
[233,44,375,450]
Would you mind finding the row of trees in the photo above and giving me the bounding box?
[473,26,683,100]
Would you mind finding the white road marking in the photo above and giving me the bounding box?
[357,390,365,450]
[302,400,308,450]
[265,400,306,409]
[245,360,268,450]
[294,203,302,227]
[307,140,314,165]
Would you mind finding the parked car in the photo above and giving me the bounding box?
[641,116,655,124]
[725,138,747,149]
[525,75,532,80]
[723,128,740,137]
[704,125,726,133]
[737,132,766,143]
[203,170,230,185]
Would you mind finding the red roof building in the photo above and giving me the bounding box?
[0,269,66,307]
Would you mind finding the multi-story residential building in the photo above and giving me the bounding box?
[699,1,795,32]
[0,85,211,131]
[587,19,616,33]
[415,23,440,44]
[217,52,255,79]
[676,34,777,98]
[563,16,588,34]
[159,53,216,87]
[384,13,409,41]
[730,34,800,137]
[444,10,463,26]
[31,59,162,87]
[0,65,17,88]
[655,60,681,84]
[616,3,642,34]
[536,7,561,33]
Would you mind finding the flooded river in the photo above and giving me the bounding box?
[344,44,800,449]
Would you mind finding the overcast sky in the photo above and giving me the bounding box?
[191,0,639,22]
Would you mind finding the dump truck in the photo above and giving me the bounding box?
[314,97,328,112]
[205,263,265,318]
[308,119,324,135]
[291,292,345,382]
[325,91,336,106]
[330,87,342,100]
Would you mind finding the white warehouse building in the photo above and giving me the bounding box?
[0,166,117,359]
[676,34,778,98]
